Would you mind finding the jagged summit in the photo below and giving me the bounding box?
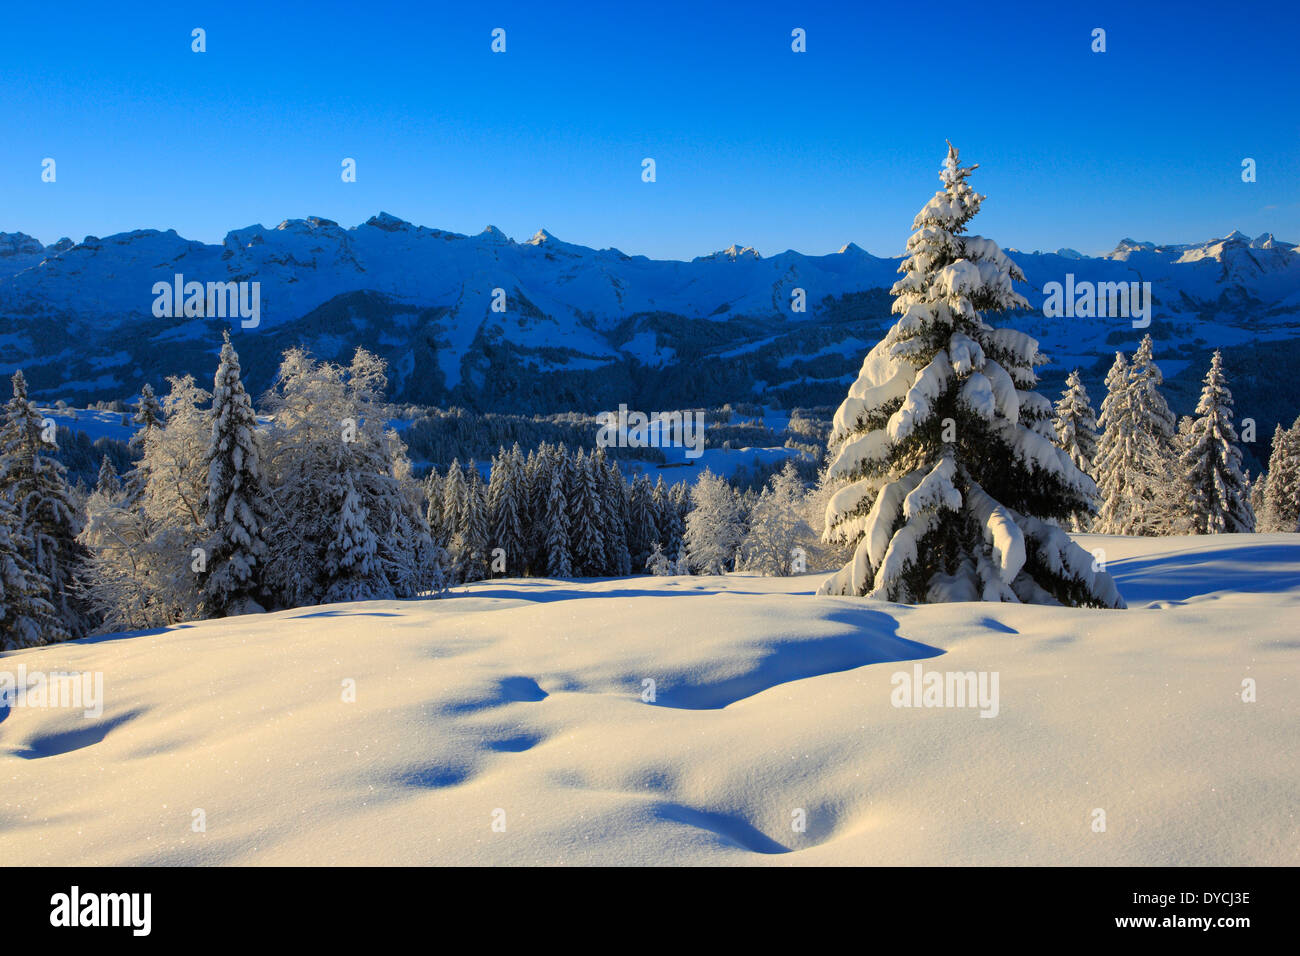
[694,244,761,263]
[0,232,44,258]
[272,216,342,235]
[364,212,414,232]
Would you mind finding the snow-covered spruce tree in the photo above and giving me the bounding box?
[739,459,811,575]
[542,446,573,578]
[668,480,691,551]
[95,455,122,498]
[202,332,271,615]
[652,475,684,558]
[459,463,490,582]
[597,452,632,576]
[627,473,660,570]
[1092,352,1136,535]
[131,383,164,446]
[441,458,468,566]
[1180,352,1256,534]
[819,143,1122,607]
[569,448,605,576]
[423,469,445,545]
[323,475,385,603]
[1053,369,1099,531]
[1126,335,1179,533]
[0,370,93,636]
[0,492,65,649]
[1247,470,1265,526]
[487,445,526,576]
[684,468,745,575]
[1260,417,1300,532]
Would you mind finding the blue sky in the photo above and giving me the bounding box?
[2,0,1296,259]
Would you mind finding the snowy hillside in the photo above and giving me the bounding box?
[3,533,1295,866]
[1,219,1297,425]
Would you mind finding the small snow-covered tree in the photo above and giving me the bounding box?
[202,332,271,615]
[95,455,121,498]
[1260,417,1300,533]
[0,370,92,636]
[818,143,1122,607]
[739,460,811,575]
[323,475,386,603]
[645,541,673,576]
[684,469,745,575]
[131,383,164,446]
[1053,370,1099,531]
[1181,352,1254,534]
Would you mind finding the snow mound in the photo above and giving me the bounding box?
[2,535,1297,865]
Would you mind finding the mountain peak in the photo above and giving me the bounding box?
[276,216,340,232]
[527,228,558,246]
[479,224,510,242]
[696,244,761,263]
[838,242,865,256]
[0,232,44,258]
[364,212,413,232]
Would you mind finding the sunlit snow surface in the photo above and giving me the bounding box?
[3,534,1296,865]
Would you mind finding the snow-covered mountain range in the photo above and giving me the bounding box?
[1,216,1297,436]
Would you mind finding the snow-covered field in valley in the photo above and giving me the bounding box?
[3,534,1297,866]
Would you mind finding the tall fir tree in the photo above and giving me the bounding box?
[627,473,660,569]
[652,475,684,558]
[542,446,572,578]
[597,452,632,576]
[461,462,490,582]
[423,469,445,546]
[818,144,1122,607]
[1181,351,1254,534]
[0,370,92,636]
[202,332,271,615]
[1093,352,1136,534]
[487,444,527,576]
[1053,369,1099,531]
[569,448,605,576]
